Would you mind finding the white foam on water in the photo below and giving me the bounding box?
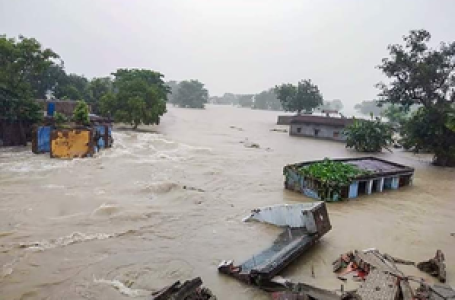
[135,181,180,194]
[94,278,149,297]
[43,184,65,189]
[19,232,116,251]
[92,203,123,217]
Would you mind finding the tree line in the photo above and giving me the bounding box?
[2,30,454,166]
[346,30,455,167]
[0,35,170,130]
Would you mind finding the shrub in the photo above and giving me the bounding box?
[343,117,394,152]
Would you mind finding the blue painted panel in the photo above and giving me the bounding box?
[96,125,106,149]
[37,126,51,153]
[391,177,399,190]
[303,188,320,200]
[384,178,393,190]
[47,103,55,116]
[349,181,359,198]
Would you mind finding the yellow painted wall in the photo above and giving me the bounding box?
[51,129,93,159]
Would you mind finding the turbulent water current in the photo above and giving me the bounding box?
[0,105,454,299]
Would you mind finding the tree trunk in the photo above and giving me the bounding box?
[18,121,27,146]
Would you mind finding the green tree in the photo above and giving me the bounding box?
[253,89,281,111]
[344,117,394,153]
[237,94,254,108]
[100,69,168,129]
[377,29,455,166]
[0,35,58,125]
[30,63,66,99]
[173,80,208,109]
[354,100,385,116]
[54,112,68,127]
[73,100,90,125]
[319,99,344,112]
[87,77,112,113]
[54,73,90,100]
[275,80,323,114]
[382,104,410,125]
[166,80,180,104]
[88,77,112,102]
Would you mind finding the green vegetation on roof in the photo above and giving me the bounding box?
[297,158,371,201]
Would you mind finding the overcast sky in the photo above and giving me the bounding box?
[1,0,454,112]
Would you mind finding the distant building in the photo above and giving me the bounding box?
[35,99,91,117]
[289,115,354,141]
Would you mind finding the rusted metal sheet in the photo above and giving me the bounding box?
[50,128,95,159]
[219,203,331,286]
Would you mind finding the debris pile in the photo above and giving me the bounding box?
[332,249,453,300]
[151,277,216,300]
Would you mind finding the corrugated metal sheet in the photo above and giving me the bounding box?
[50,128,95,159]
[243,203,320,232]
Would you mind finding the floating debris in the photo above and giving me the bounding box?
[219,202,331,291]
[151,277,216,300]
[417,250,446,283]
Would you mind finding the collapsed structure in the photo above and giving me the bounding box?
[218,203,332,290]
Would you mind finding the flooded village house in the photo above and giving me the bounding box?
[289,115,354,141]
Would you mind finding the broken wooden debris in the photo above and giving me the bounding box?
[333,249,453,300]
[415,283,455,300]
[417,250,446,283]
[151,277,216,300]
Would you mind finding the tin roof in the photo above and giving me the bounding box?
[290,115,354,127]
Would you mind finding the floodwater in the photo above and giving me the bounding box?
[0,105,454,300]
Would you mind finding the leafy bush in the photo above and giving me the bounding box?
[298,159,369,201]
[343,117,394,152]
[54,112,68,127]
[73,100,90,125]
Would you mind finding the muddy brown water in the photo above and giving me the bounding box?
[0,105,454,300]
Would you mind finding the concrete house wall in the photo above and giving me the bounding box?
[290,123,347,141]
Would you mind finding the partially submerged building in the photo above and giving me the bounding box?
[284,157,415,201]
[289,115,354,141]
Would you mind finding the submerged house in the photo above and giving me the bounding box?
[284,157,415,201]
[289,115,354,141]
